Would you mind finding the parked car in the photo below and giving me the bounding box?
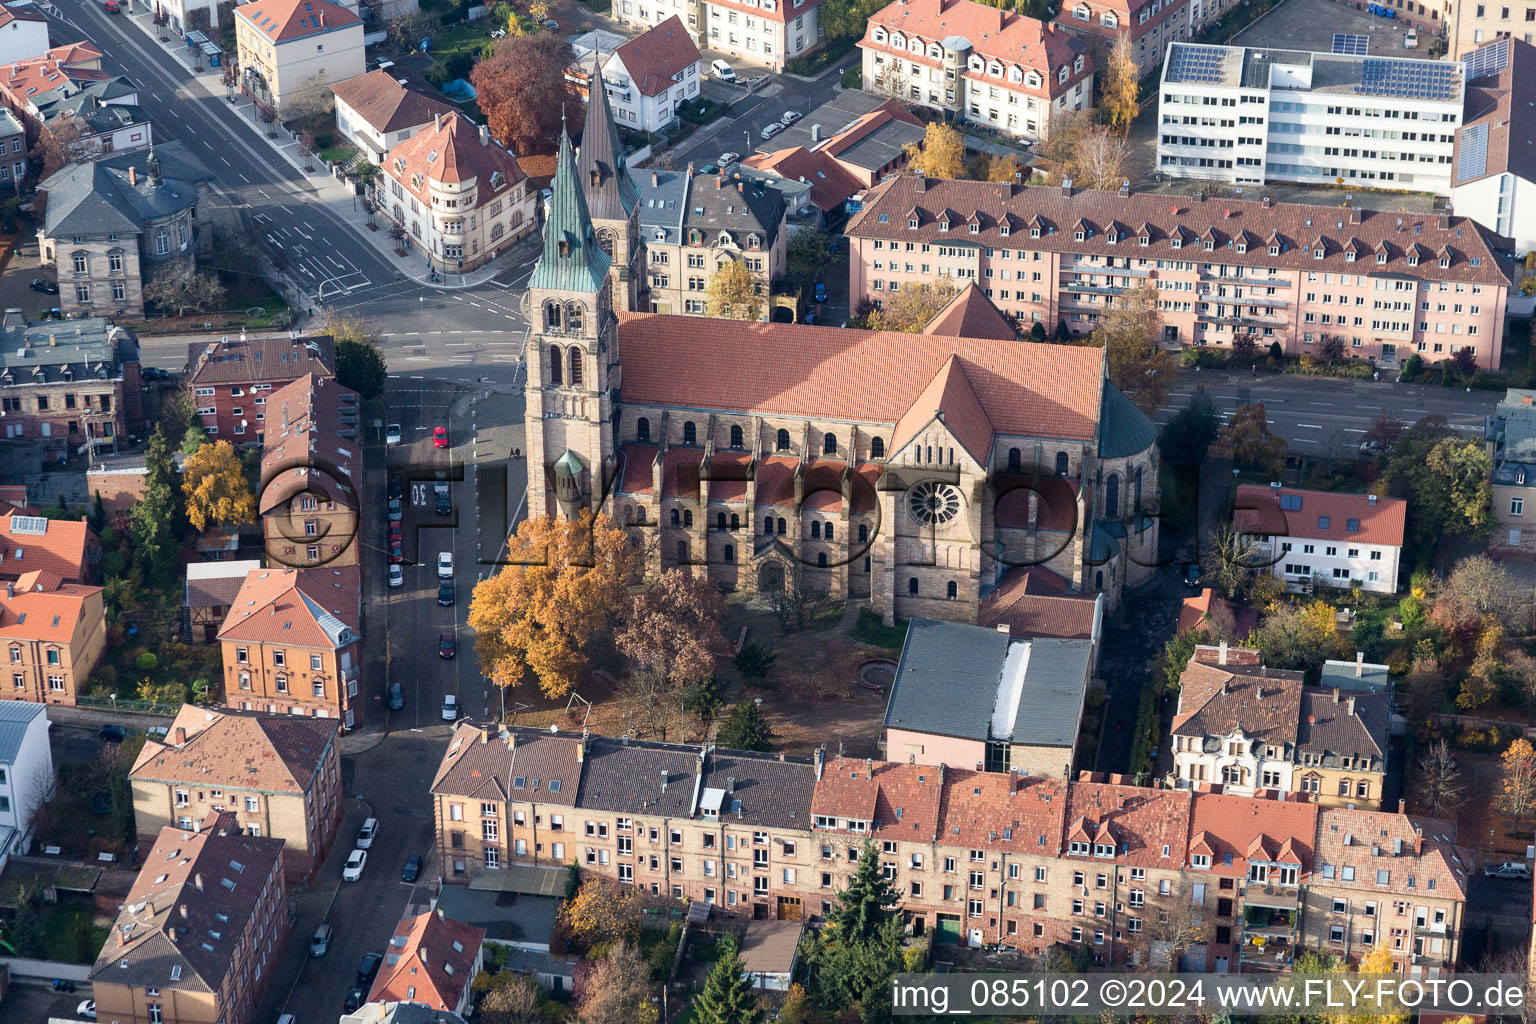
[760,122,785,140]
[388,541,405,565]
[401,853,422,883]
[438,551,454,579]
[310,923,333,957]
[99,724,126,743]
[441,694,459,721]
[439,632,456,659]
[102,0,119,11]
[436,491,452,516]
[716,152,740,167]
[356,952,384,987]
[387,496,403,521]
[1483,861,1532,879]
[803,312,818,325]
[344,986,367,1013]
[433,425,449,449]
[710,59,736,81]
[434,471,449,495]
[1404,27,1418,46]
[356,817,379,849]
[698,163,720,174]
[543,18,559,30]
[385,423,403,446]
[77,1002,96,1020]
[29,278,58,294]
[438,582,454,606]
[813,282,828,303]
[389,474,404,499]
[781,109,803,124]
[388,682,404,710]
[141,367,171,381]
[388,564,404,588]
[1183,563,1202,587]
[342,849,367,881]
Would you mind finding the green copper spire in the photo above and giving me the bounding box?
[577,72,639,220]
[530,121,611,295]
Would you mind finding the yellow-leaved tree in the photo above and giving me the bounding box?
[1103,37,1141,136]
[181,440,257,533]
[467,511,636,699]
[704,258,762,321]
[903,121,964,181]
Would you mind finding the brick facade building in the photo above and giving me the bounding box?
[186,333,336,445]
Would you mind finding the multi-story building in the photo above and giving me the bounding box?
[369,911,485,1014]
[1453,39,1536,254]
[217,566,363,728]
[1156,43,1463,193]
[90,813,288,1024]
[1172,644,1303,797]
[636,167,788,317]
[40,81,153,159]
[1447,0,1536,58]
[0,311,144,456]
[843,177,1519,369]
[1055,0,1189,80]
[0,6,50,65]
[0,511,98,584]
[235,0,365,108]
[186,333,337,445]
[1303,807,1472,975]
[0,43,114,138]
[38,145,216,320]
[379,112,536,274]
[0,568,106,707]
[258,374,361,569]
[614,0,824,72]
[1486,387,1536,559]
[860,0,1093,143]
[603,16,702,135]
[1295,685,1390,810]
[1234,484,1407,594]
[768,92,927,188]
[330,70,456,164]
[129,705,344,881]
[0,699,53,866]
[0,108,24,192]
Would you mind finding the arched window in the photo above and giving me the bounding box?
[730,425,744,448]
[1095,570,1104,591]
[763,517,773,535]
[949,448,955,465]
[635,507,646,524]
[811,522,821,539]
[864,556,871,573]
[683,509,694,528]
[1104,474,1120,518]
[1055,451,1069,476]
[777,518,787,535]
[568,348,583,386]
[908,577,919,597]
[544,301,562,330]
[817,552,828,567]
[926,446,933,463]
[683,422,697,445]
[1134,465,1144,514]
[548,345,563,385]
[947,581,958,599]
[775,429,791,451]
[824,523,834,541]
[823,433,837,456]
[870,437,885,459]
[670,508,681,526]
[1008,447,1021,471]
[566,303,585,335]
[730,513,740,531]
[858,524,868,543]
[724,544,735,563]
[637,417,651,442]
[717,512,727,530]
[623,504,634,524]
[677,540,689,562]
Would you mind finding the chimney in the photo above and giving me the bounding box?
[652,171,659,187]
[128,166,136,186]
[1438,211,1450,230]
[866,757,873,775]
[1346,696,1356,716]
[1193,190,1203,203]
[661,769,669,792]
[419,948,429,966]
[738,182,744,194]
[174,727,186,746]
[479,727,488,744]
[1261,196,1272,208]
[1367,494,1377,505]
[193,873,202,889]
[1256,684,1264,700]
[814,747,824,781]
[1218,640,1228,666]
[1119,179,1130,199]
[178,904,188,918]
[577,729,588,762]
[436,907,445,921]
[4,582,12,599]
[1399,799,1406,814]
[915,172,927,192]
[727,776,735,793]
[717,175,725,189]
[1355,652,1365,677]
[478,123,490,147]
[168,926,177,943]
[996,623,1011,634]
[1333,688,1341,703]
[1060,178,1073,197]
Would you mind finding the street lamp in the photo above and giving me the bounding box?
[743,130,751,156]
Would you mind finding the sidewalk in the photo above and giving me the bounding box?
[115,5,528,293]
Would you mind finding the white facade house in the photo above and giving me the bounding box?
[330,69,455,162]
[1451,38,1536,252]
[0,700,53,868]
[1171,645,1301,798]
[0,7,50,65]
[1157,42,1463,194]
[1233,485,1406,595]
[611,0,824,72]
[602,16,702,134]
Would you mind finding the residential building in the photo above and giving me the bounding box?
[1447,0,1536,59]
[87,450,178,516]
[378,112,536,273]
[602,16,701,134]
[767,92,926,188]
[235,0,365,109]
[1176,587,1258,638]
[217,566,363,728]
[614,0,824,72]
[0,6,50,65]
[0,310,144,456]
[1234,484,1407,594]
[1303,806,1471,974]
[739,920,803,990]
[343,1005,467,1024]
[368,911,485,1014]
[1156,43,1463,194]
[184,560,263,643]
[843,177,1519,369]
[330,70,455,164]
[882,618,1093,777]
[0,698,52,865]
[38,144,216,320]
[1056,0,1189,80]
[0,510,97,583]
[1295,684,1389,809]
[89,813,288,1024]
[39,82,153,158]
[186,333,337,445]
[258,374,361,569]
[0,107,25,191]
[0,43,112,136]
[1486,387,1536,558]
[635,166,788,317]
[1454,39,1536,256]
[0,569,106,707]
[741,146,863,231]
[1172,643,1304,796]
[529,127,1161,623]
[860,0,1093,143]
[129,705,344,881]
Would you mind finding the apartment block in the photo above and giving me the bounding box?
[1234,484,1407,594]
[1172,645,1303,797]
[185,334,336,445]
[130,705,344,882]
[0,699,53,866]
[1485,386,1536,559]
[369,910,486,1014]
[844,176,1519,369]
[614,0,824,72]
[1156,43,1463,193]
[0,568,107,707]
[1055,0,1189,80]
[259,374,361,569]
[1448,0,1536,58]
[1452,39,1536,252]
[0,311,144,457]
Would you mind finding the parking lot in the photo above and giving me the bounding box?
[1230,0,1429,57]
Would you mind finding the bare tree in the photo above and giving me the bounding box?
[1145,890,1205,971]
[1415,739,1462,816]
[280,72,334,133]
[142,265,228,317]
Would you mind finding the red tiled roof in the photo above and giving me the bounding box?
[618,444,659,496]
[295,564,360,632]
[330,70,455,134]
[864,0,1091,91]
[618,313,1105,444]
[754,455,799,508]
[0,571,101,643]
[131,706,338,793]
[742,146,863,213]
[1064,779,1193,867]
[993,474,1079,531]
[259,374,359,514]
[979,566,1098,640]
[1234,485,1406,548]
[1188,790,1317,878]
[235,0,361,43]
[704,0,824,26]
[0,6,48,26]
[0,511,94,581]
[1172,658,1303,745]
[707,452,752,504]
[939,767,1069,854]
[891,354,996,461]
[369,911,485,1012]
[217,568,357,648]
[661,448,702,500]
[922,283,1017,342]
[386,112,527,208]
[812,757,944,840]
[1314,807,1471,899]
[1177,588,1259,638]
[185,334,336,386]
[607,16,700,97]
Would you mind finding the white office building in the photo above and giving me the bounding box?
[1156,41,1462,194]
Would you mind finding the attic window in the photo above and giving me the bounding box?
[1345,251,1356,263]
[999,223,1010,236]
[1439,257,1450,268]
[549,779,562,792]
[1376,253,1387,264]
[1139,235,1149,246]
[1235,242,1247,253]
[1318,515,1330,530]
[1346,518,1359,532]
[1269,244,1280,256]
[514,776,526,788]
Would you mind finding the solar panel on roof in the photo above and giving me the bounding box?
[1332,33,1368,55]
[1457,122,1490,182]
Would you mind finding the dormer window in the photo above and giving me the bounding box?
[558,241,570,258]
[1030,227,1041,239]
[1139,235,1149,246]
[1439,256,1451,268]
[999,223,1010,236]
[1171,236,1182,249]
[1235,242,1247,253]
[909,217,919,229]
[1203,240,1214,251]
[1314,248,1325,259]
[939,219,950,231]
[1073,4,1089,18]
[1074,55,1085,73]
[1058,66,1069,83]
[1074,229,1086,242]
[1345,250,1356,262]
[1107,231,1118,243]
[872,27,888,43]
[1376,252,1388,264]
[747,234,760,249]
[1407,254,1419,266]
[968,222,979,234]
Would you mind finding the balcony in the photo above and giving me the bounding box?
[1061,260,1150,277]
[1239,934,1295,971]
[343,663,360,681]
[1199,270,1291,288]
[1240,881,1301,910]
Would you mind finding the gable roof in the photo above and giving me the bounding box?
[863,0,1090,85]
[607,16,700,97]
[430,722,582,806]
[890,354,996,461]
[1172,657,1304,748]
[1064,778,1193,867]
[1453,38,1536,187]
[1233,484,1406,548]
[1313,807,1470,899]
[186,333,336,387]
[575,735,701,817]
[812,756,945,839]
[1188,791,1317,877]
[369,912,485,1012]
[0,511,94,581]
[330,71,455,134]
[130,705,338,793]
[979,566,1099,640]
[0,570,101,644]
[741,146,862,214]
[922,282,1017,341]
[937,767,1069,854]
[259,374,360,514]
[1296,686,1389,771]
[234,0,361,43]
[0,698,46,765]
[217,568,357,649]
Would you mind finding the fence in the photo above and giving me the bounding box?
[73,695,181,717]
[0,956,91,985]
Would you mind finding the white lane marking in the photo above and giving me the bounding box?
[1296,423,1323,429]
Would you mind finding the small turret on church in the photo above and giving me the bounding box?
[524,123,619,521]
[575,78,641,313]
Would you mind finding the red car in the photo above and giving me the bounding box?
[102,0,120,12]
[388,542,404,564]
[433,426,449,449]
[439,632,456,659]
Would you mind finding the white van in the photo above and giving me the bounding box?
[1404,28,1418,47]
[711,59,736,82]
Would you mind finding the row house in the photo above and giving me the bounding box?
[0,311,143,457]
[258,374,360,569]
[186,333,336,446]
[0,568,106,707]
[1056,0,1189,80]
[1487,387,1536,559]
[843,176,1520,370]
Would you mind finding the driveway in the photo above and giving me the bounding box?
[0,228,60,320]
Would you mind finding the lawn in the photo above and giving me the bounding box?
[427,20,495,64]
[319,144,358,165]
[40,903,111,965]
[851,608,907,649]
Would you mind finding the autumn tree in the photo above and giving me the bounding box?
[1093,282,1174,413]
[467,512,637,699]
[705,258,762,320]
[558,876,644,953]
[985,152,1023,183]
[1415,739,1462,815]
[472,32,583,154]
[480,976,543,1024]
[1400,646,1447,724]
[866,280,958,333]
[1214,401,1287,477]
[1200,524,1267,600]
[1432,554,1524,632]
[181,440,257,533]
[1102,37,1140,135]
[903,121,964,181]
[30,114,85,179]
[1036,111,1134,189]
[142,265,228,317]
[280,72,335,132]
[1351,947,1408,1024]
[1252,601,1345,677]
[616,570,726,740]
[574,941,656,1024]
[692,938,764,1024]
[1499,738,1536,824]
[1458,618,1504,710]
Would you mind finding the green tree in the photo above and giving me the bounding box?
[1253,601,1346,677]
[129,430,182,584]
[1158,389,1219,468]
[716,700,775,751]
[787,231,834,283]
[1160,628,1210,692]
[805,839,905,1013]
[336,338,387,400]
[827,840,901,946]
[705,258,763,321]
[692,938,764,1024]
[1030,322,1048,342]
[1382,435,1491,551]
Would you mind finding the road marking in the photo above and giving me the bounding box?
[238,173,250,183]
[1357,405,1382,410]
[1344,428,1367,433]
[1308,402,1332,407]
[1297,423,1322,429]
[1292,438,1317,444]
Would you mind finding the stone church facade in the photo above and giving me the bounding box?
[521,92,1162,624]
